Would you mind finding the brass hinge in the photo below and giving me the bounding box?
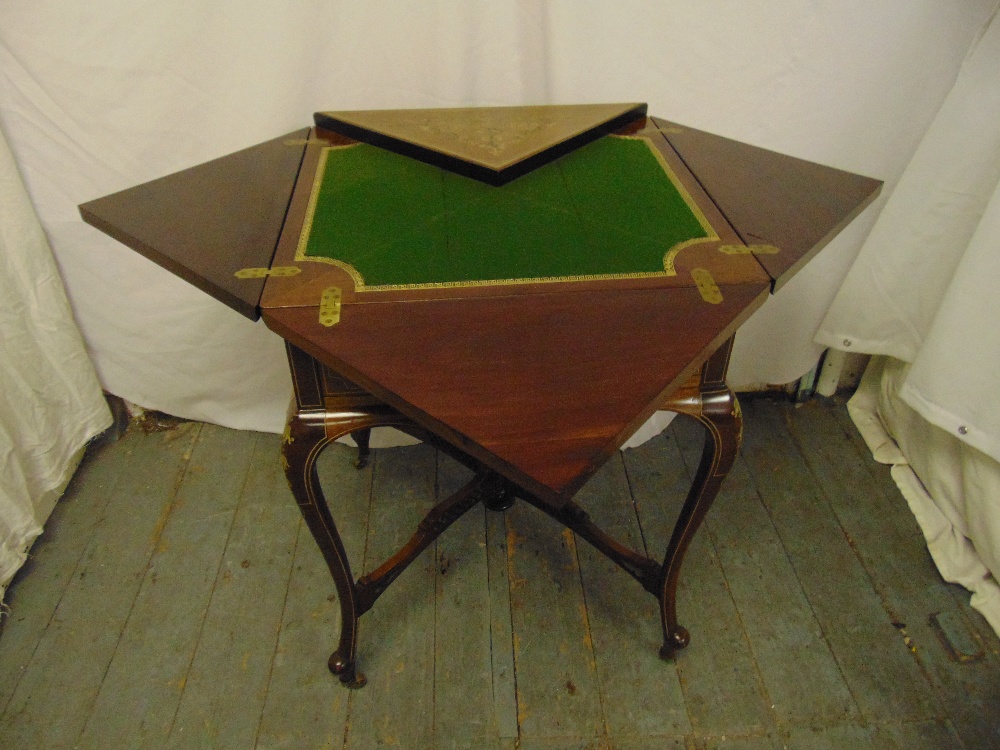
[319,286,342,327]
[718,243,780,256]
[692,268,723,304]
[234,266,301,279]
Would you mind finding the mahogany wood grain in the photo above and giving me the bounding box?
[264,282,769,505]
[79,129,309,319]
[653,118,882,290]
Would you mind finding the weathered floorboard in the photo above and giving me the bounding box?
[0,427,141,713]
[342,443,437,750]
[573,453,691,739]
[0,423,203,749]
[255,441,373,749]
[624,421,773,737]
[740,398,939,724]
[672,413,860,728]
[433,455,503,749]
[486,502,521,740]
[796,399,1000,749]
[78,425,261,750]
[505,500,604,742]
[165,432,299,750]
[1,399,998,749]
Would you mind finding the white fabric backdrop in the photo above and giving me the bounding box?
[0,125,111,593]
[817,7,1000,463]
[818,8,1000,634]
[0,1,996,434]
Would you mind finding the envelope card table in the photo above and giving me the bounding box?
[80,104,881,688]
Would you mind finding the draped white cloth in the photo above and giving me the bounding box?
[2,1,995,437]
[817,8,1000,634]
[0,126,111,594]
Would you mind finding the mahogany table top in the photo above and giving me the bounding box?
[79,104,881,505]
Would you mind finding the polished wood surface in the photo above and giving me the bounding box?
[266,282,768,504]
[77,117,884,312]
[259,116,774,504]
[80,129,309,319]
[654,117,883,290]
[314,102,648,185]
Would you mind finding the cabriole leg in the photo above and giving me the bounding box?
[658,388,742,660]
[283,412,367,688]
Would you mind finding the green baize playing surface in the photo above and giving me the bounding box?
[301,135,709,289]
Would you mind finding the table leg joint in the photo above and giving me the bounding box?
[523,497,662,594]
[354,472,490,615]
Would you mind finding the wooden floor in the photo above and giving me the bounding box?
[1,396,998,749]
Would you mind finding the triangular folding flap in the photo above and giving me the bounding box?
[262,281,769,504]
[654,119,882,291]
[79,129,309,320]
[314,103,647,185]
